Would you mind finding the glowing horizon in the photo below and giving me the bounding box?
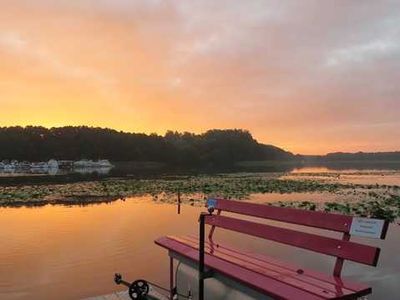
[1,1,399,155]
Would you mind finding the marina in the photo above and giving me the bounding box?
[0,159,113,175]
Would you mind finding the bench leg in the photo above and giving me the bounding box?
[170,256,174,300]
[199,212,207,300]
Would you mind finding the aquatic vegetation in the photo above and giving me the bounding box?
[1,175,345,204]
[1,173,399,222]
[323,200,398,222]
[275,200,317,211]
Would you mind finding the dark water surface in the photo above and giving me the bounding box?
[2,161,400,186]
[1,198,399,299]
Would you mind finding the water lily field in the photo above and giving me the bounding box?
[1,169,400,222]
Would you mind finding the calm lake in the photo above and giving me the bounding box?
[1,167,400,299]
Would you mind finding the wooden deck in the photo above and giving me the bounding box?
[84,289,168,300]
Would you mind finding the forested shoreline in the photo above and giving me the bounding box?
[1,126,399,167]
[0,126,293,166]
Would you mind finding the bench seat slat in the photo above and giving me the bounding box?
[155,236,371,300]
[172,235,358,297]
[179,235,367,295]
[156,236,325,300]
[213,199,353,233]
[183,235,368,292]
[206,215,380,266]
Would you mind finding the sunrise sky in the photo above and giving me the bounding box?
[0,1,399,154]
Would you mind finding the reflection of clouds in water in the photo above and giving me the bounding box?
[363,272,400,300]
[358,225,400,300]
[361,270,399,282]
[0,198,398,299]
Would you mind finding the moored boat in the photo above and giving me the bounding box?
[74,159,113,168]
[30,162,49,170]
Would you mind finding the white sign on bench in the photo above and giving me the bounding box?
[350,217,386,239]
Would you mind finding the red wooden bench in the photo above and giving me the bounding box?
[155,198,389,299]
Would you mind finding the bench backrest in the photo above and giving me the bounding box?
[205,198,389,276]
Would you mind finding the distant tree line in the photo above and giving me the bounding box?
[304,152,400,162]
[323,152,400,161]
[0,126,294,166]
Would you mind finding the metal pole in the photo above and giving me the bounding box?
[177,190,181,215]
[199,213,206,300]
[170,256,174,299]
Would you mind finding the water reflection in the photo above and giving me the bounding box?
[0,199,399,300]
[286,169,400,186]
[291,167,332,173]
[2,161,400,186]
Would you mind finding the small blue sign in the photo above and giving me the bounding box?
[207,198,217,209]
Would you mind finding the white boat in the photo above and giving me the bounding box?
[73,159,113,168]
[47,159,59,169]
[58,160,74,168]
[30,162,49,170]
[3,164,16,172]
[18,161,31,169]
[96,160,113,168]
[73,159,93,167]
